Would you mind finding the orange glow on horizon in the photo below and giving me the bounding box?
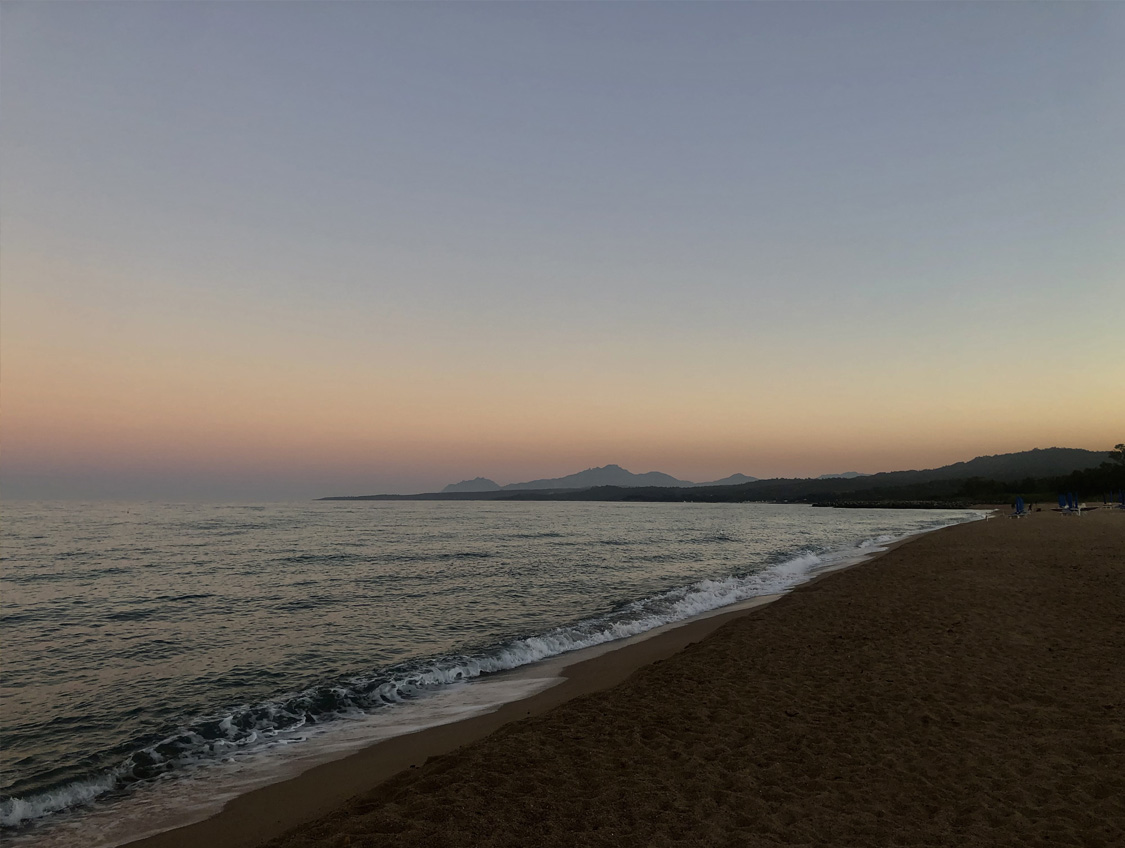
[4,246,1122,496]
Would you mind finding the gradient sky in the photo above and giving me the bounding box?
[2,2,1122,501]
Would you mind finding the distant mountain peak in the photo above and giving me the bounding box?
[326,446,1108,501]
[438,465,762,492]
[699,473,760,487]
[442,477,501,493]
[500,465,696,491]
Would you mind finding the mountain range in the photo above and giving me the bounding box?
[323,447,1112,501]
[442,465,759,493]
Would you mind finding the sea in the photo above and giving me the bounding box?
[1,500,983,846]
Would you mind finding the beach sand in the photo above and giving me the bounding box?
[133,509,1124,848]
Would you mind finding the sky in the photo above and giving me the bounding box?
[2,2,1122,501]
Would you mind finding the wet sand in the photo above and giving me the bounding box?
[135,509,1125,847]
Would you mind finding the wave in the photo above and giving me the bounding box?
[1,775,118,829]
[0,512,980,829]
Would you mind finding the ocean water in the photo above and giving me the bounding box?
[1,500,982,845]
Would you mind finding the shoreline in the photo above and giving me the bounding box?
[249,505,1121,847]
[123,596,787,848]
[122,514,983,848]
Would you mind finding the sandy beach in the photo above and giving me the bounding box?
[132,508,1124,848]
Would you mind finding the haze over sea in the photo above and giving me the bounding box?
[2,500,981,846]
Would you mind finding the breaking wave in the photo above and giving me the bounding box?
[1,511,981,829]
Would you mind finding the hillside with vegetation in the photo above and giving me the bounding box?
[325,447,1121,505]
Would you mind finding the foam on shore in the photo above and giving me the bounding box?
[7,512,984,847]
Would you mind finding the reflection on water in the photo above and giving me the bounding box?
[2,500,981,843]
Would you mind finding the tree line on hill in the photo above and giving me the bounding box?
[322,446,1123,505]
[500,446,1125,506]
[957,444,1125,504]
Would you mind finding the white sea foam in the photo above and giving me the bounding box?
[1,775,118,828]
[1,546,835,831]
[2,549,839,832]
[2,507,985,839]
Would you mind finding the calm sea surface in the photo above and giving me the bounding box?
[1,500,982,845]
